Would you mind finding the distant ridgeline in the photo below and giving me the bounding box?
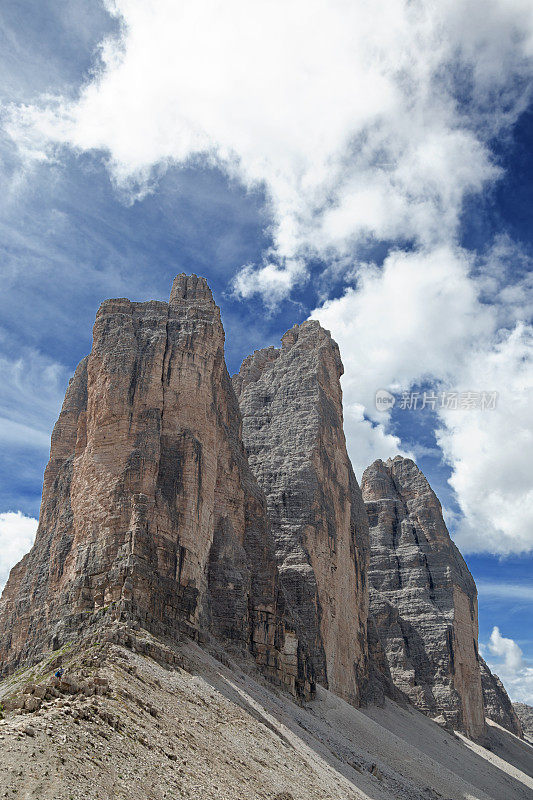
[0,274,522,741]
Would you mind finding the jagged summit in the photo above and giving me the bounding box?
[234,319,343,396]
[364,455,477,585]
[169,273,214,305]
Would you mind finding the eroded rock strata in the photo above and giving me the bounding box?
[513,703,533,740]
[0,275,313,698]
[480,657,523,736]
[362,456,486,739]
[0,273,520,745]
[233,321,370,706]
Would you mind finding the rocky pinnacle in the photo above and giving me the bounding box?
[234,320,370,706]
[0,275,517,743]
[0,275,314,698]
[362,456,486,738]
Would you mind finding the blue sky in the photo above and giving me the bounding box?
[0,1,532,702]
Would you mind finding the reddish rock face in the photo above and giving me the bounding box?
[233,321,370,706]
[362,456,486,739]
[2,273,508,743]
[0,275,314,698]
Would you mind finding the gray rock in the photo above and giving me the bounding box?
[480,657,523,736]
[513,702,533,739]
[362,456,485,739]
[234,321,369,705]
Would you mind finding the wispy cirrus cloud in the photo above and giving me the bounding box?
[477,581,533,602]
[0,342,68,448]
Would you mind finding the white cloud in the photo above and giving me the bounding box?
[5,0,533,300]
[489,626,524,671]
[311,245,492,476]
[232,258,308,312]
[312,246,494,414]
[0,511,37,592]
[3,0,533,554]
[485,626,533,704]
[437,323,533,554]
[312,250,533,554]
[343,401,412,480]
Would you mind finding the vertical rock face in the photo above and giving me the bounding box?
[0,276,313,698]
[362,456,485,739]
[513,703,533,740]
[233,321,369,706]
[480,657,523,736]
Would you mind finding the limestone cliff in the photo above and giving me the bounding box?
[362,456,486,739]
[513,703,533,740]
[233,321,369,706]
[480,657,523,736]
[0,275,313,698]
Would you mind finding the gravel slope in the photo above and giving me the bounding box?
[0,630,532,800]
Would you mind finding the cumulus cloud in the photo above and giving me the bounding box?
[489,626,524,671]
[342,401,412,480]
[437,323,533,554]
[485,626,533,703]
[312,249,533,553]
[3,0,533,553]
[6,0,533,298]
[312,246,493,413]
[311,244,489,480]
[0,511,37,592]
